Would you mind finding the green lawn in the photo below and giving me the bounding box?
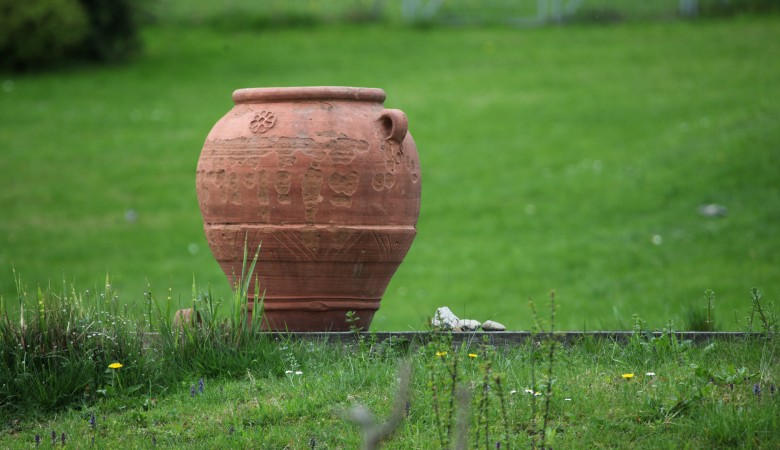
[1,17,779,330]
[1,334,778,449]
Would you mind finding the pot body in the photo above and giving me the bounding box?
[196,87,421,331]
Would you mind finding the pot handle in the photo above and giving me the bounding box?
[379,109,408,143]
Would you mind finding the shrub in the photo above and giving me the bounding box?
[0,0,90,71]
[76,0,144,63]
[700,0,780,16]
[0,0,144,72]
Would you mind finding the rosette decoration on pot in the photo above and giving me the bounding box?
[196,87,421,331]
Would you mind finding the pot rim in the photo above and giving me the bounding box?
[232,86,386,104]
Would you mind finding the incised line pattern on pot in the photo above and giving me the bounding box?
[205,226,414,263]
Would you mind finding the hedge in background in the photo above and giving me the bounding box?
[0,0,144,72]
[702,0,780,16]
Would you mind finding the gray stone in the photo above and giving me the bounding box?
[431,306,459,329]
[457,319,482,331]
[698,204,728,217]
[481,320,506,331]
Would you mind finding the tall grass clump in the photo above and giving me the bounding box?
[157,242,272,377]
[526,291,559,450]
[747,288,778,337]
[0,244,278,420]
[0,270,148,416]
[685,289,718,332]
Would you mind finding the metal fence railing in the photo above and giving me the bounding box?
[399,0,757,25]
[159,0,777,27]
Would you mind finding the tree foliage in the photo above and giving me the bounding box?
[0,0,144,71]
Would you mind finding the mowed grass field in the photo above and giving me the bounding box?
[1,16,778,330]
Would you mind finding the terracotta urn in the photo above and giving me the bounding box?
[196,87,421,331]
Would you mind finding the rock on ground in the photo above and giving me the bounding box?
[481,320,506,331]
[457,319,482,331]
[431,306,459,329]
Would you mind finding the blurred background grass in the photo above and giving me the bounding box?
[1,1,778,330]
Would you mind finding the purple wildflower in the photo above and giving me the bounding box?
[34,434,40,447]
[89,413,96,429]
[771,384,776,396]
[190,384,197,398]
[198,378,205,394]
[754,383,761,398]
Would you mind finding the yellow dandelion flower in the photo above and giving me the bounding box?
[108,362,123,369]
[468,353,478,358]
[435,351,448,357]
[622,373,634,380]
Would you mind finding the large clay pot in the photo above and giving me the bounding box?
[196,87,421,331]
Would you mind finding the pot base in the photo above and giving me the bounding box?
[248,300,377,331]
